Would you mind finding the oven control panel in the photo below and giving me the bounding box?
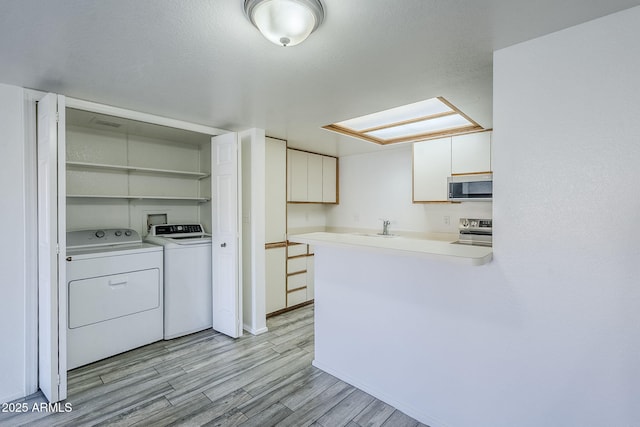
[459,218,492,234]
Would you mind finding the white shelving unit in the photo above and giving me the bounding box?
[66,161,211,202]
[65,107,215,231]
[66,161,211,179]
[66,194,210,202]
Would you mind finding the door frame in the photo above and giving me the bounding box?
[31,96,231,401]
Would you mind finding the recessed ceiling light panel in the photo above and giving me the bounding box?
[323,97,483,145]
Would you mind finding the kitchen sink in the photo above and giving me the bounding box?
[351,233,399,238]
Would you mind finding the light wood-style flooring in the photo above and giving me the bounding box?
[1,304,426,427]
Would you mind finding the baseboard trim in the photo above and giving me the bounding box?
[266,300,314,318]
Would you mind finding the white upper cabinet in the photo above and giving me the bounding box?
[413,137,451,202]
[287,148,338,204]
[451,131,492,175]
[287,149,308,202]
[265,137,287,243]
[322,156,337,203]
[307,153,324,202]
[413,131,493,202]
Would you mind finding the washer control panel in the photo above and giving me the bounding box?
[148,224,208,238]
[150,224,204,235]
[67,228,141,249]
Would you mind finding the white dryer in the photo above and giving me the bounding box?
[66,229,163,369]
[145,224,213,339]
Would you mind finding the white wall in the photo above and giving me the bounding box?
[488,6,640,425]
[316,6,640,427]
[287,203,328,233]
[0,84,34,403]
[326,146,491,236]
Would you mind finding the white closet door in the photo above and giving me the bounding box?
[37,93,67,402]
[211,133,243,338]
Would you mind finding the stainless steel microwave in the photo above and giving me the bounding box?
[447,174,493,202]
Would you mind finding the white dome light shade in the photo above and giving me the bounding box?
[244,0,324,47]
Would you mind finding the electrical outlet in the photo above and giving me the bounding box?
[444,215,450,225]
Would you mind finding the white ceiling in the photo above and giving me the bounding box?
[1,0,639,156]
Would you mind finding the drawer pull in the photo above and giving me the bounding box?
[108,278,128,287]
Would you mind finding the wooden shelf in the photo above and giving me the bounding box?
[66,194,210,202]
[66,161,210,179]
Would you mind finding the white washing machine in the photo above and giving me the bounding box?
[66,229,164,370]
[145,224,213,339]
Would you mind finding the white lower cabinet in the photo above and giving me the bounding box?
[285,243,315,309]
[287,272,306,291]
[287,287,308,307]
[265,246,286,314]
[265,243,315,315]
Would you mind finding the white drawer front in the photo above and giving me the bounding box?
[69,268,160,329]
[287,256,307,274]
[287,288,307,307]
[287,272,307,291]
[287,243,307,257]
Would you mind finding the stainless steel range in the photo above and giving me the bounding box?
[453,218,492,247]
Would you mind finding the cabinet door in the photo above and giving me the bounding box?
[307,153,324,202]
[413,137,451,202]
[288,149,308,202]
[265,246,286,314]
[451,132,491,174]
[322,156,337,203]
[265,138,286,243]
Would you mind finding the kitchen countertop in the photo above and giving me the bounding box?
[288,232,492,266]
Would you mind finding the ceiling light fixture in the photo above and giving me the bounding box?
[244,0,324,47]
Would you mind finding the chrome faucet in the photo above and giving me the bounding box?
[381,219,391,236]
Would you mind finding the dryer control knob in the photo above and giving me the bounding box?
[124,230,132,236]
[115,230,122,237]
[95,230,105,238]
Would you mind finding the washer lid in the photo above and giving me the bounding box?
[145,235,212,246]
